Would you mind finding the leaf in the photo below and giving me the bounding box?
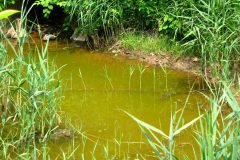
[124,111,169,139]
[48,5,53,10]
[174,114,203,136]
[168,17,174,22]
[0,10,20,20]
[163,16,168,22]
[159,25,163,31]
[140,126,163,159]
[163,26,168,30]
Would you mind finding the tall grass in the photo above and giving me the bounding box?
[138,63,146,92]
[128,65,135,91]
[0,2,64,158]
[178,0,240,80]
[197,81,240,159]
[103,65,114,90]
[67,0,123,43]
[78,68,87,90]
[153,68,156,92]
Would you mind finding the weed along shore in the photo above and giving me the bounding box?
[0,0,240,159]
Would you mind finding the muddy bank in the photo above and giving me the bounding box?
[109,42,202,76]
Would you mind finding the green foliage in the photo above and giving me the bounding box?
[35,0,69,18]
[135,0,159,28]
[0,0,183,36]
[35,0,182,35]
[158,15,181,34]
[156,1,189,35]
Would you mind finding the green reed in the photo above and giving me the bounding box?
[128,65,135,91]
[70,72,73,90]
[179,0,240,80]
[153,68,156,92]
[103,65,114,90]
[159,63,168,91]
[0,1,63,158]
[138,63,146,92]
[67,0,122,44]
[78,68,86,91]
[194,80,240,160]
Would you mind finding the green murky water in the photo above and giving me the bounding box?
[12,36,206,159]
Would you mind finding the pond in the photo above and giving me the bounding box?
[12,36,206,159]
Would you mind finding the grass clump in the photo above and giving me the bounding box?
[0,39,63,158]
[119,32,183,56]
[178,0,240,79]
[0,6,65,159]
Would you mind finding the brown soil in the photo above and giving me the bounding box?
[109,42,202,76]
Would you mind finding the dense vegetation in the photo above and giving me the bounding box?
[0,0,240,159]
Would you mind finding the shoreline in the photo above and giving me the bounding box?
[108,42,202,77]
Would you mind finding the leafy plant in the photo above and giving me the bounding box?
[35,0,69,18]
[158,15,181,35]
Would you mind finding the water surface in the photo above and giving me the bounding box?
[15,36,206,159]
